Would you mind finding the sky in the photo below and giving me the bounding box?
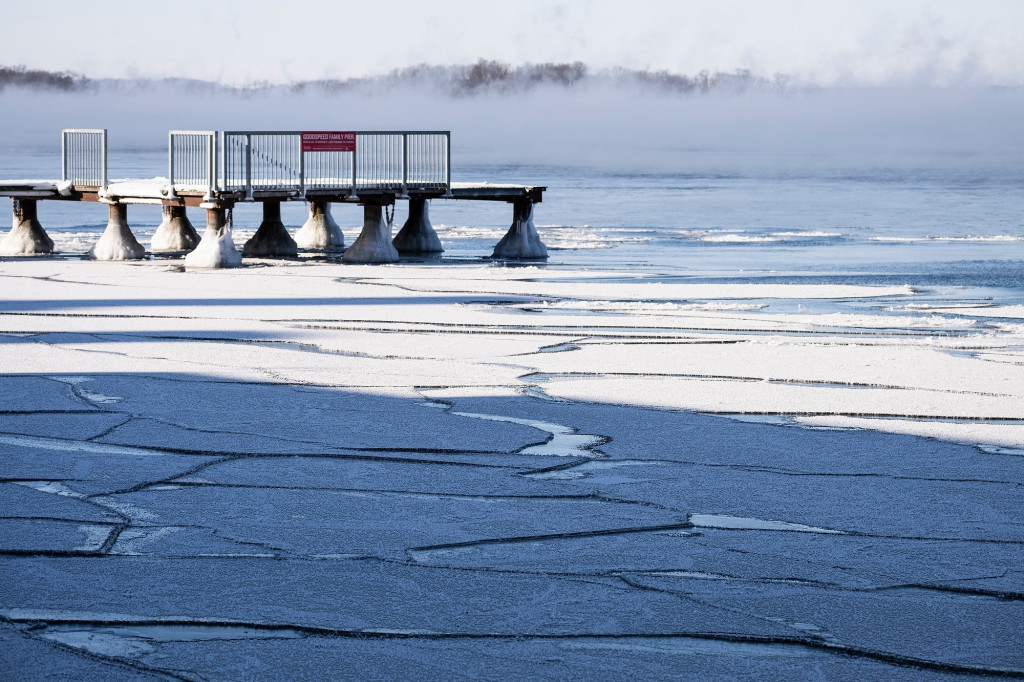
[2,0,1023,86]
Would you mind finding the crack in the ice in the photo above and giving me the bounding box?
[876,583,1024,602]
[518,457,601,477]
[91,332,428,362]
[6,614,1021,678]
[695,524,1024,546]
[0,548,108,557]
[102,415,361,452]
[0,273,125,288]
[407,523,694,558]
[87,415,136,442]
[209,530,290,557]
[12,481,130,525]
[415,391,610,459]
[98,523,130,554]
[99,457,238,497]
[166,480,603,501]
[0,514,112,524]
[520,370,1020,400]
[140,480,678,514]
[34,375,117,411]
[0,410,102,415]
[282,315,948,340]
[10,620,190,681]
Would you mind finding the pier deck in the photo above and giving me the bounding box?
[0,179,546,205]
[0,129,549,265]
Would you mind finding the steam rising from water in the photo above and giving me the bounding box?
[0,63,1022,178]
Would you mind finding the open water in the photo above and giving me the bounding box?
[2,117,1023,312]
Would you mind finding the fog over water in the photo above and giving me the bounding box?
[1,70,1022,177]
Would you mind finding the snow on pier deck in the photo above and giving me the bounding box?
[0,129,550,263]
[0,178,546,205]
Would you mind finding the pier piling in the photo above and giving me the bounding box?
[184,207,242,268]
[242,200,298,258]
[393,198,442,254]
[151,205,200,253]
[89,204,146,260]
[492,198,548,259]
[342,203,400,264]
[295,200,344,251]
[1,199,54,255]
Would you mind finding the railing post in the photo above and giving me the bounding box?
[61,131,67,183]
[219,131,225,193]
[351,136,357,193]
[101,129,108,192]
[446,131,451,195]
[298,134,305,198]
[168,132,176,198]
[206,134,213,197]
[402,133,408,196]
[245,134,253,200]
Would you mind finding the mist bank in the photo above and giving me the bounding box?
[1,64,1022,178]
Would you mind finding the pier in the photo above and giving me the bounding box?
[0,129,548,266]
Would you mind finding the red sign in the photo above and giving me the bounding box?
[301,131,356,153]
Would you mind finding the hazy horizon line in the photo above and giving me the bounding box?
[4,60,1017,99]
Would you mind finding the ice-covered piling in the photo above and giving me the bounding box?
[184,208,242,268]
[492,198,548,259]
[0,199,54,255]
[89,204,146,260]
[393,198,443,254]
[150,205,199,253]
[242,200,298,257]
[295,200,344,251]
[342,204,399,264]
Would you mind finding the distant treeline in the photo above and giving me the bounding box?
[295,60,591,95]
[0,60,788,96]
[0,65,88,91]
[294,60,787,95]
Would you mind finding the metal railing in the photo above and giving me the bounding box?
[61,129,107,190]
[223,131,302,197]
[404,132,450,189]
[169,130,218,197]
[62,129,450,199]
[220,130,450,198]
[303,144,353,192]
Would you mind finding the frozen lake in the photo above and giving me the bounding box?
[1,83,1023,678]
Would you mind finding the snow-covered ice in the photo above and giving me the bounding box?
[0,257,1022,679]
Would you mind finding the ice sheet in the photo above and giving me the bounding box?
[1,258,1022,679]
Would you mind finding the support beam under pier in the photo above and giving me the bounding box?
[295,200,344,251]
[242,200,298,258]
[90,204,146,260]
[184,208,242,268]
[492,198,548,259]
[1,199,54,255]
[151,205,200,253]
[342,204,399,264]
[393,198,442,254]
